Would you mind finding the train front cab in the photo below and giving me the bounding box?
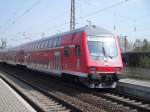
[83,34,123,88]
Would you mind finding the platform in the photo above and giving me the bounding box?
[119,78,150,87]
[117,78,150,100]
[0,78,36,112]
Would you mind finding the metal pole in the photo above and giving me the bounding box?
[124,35,127,67]
[70,0,75,31]
[125,36,127,53]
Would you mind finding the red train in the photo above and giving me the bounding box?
[0,25,123,88]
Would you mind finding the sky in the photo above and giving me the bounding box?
[0,0,150,47]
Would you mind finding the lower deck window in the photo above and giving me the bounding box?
[64,47,69,57]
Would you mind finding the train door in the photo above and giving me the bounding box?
[27,53,30,66]
[75,45,80,71]
[54,51,61,76]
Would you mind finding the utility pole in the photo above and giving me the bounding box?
[124,35,127,53]
[70,0,75,31]
[124,35,127,67]
[0,39,6,49]
[87,20,92,26]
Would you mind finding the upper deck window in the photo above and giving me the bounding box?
[56,37,61,46]
[41,41,45,49]
[45,40,49,48]
[43,40,47,49]
[35,42,38,49]
[52,38,57,47]
[47,40,51,48]
[37,42,41,49]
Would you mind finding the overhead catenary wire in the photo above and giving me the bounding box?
[32,0,91,29]
[3,0,91,41]
[20,0,92,38]
[47,0,150,36]
[0,0,42,36]
[4,0,129,37]
[78,0,129,19]
[43,0,130,34]
[7,0,150,44]
[12,0,42,25]
[0,0,26,32]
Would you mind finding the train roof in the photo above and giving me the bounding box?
[6,25,113,51]
[36,25,113,42]
[52,25,113,37]
[79,25,113,35]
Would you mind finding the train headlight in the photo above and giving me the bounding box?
[89,67,97,71]
[116,67,122,73]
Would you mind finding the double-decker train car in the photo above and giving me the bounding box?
[0,25,123,88]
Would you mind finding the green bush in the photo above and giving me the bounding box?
[139,56,150,68]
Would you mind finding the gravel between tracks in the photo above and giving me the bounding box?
[0,64,137,112]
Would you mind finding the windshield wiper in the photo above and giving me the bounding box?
[102,47,106,56]
[108,55,113,59]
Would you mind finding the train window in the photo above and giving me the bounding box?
[32,43,34,49]
[42,41,45,49]
[64,47,69,57]
[33,44,35,49]
[33,42,35,49]
[29,44,31,50]
[39,42,41,49]
[40,42,42,49]
[44,41,46,48]
[30,44,32,50]
[52,38,57,47]
[34,43,37,49]
[29,44,32,51]
[45,40,49,48]
[45,41,48,48]
[46,40,49,48]
[26,45,28,51]
[28,44,31,51]
[47,40,49,48]
[41,41,44,49]
[48,39,51,48]
[50,39,52,48]
[51,39,54,47]
[41,42,43,49]
[75,45,80,56]
[35,43,37,49]
[43,41,45,48]
[56,37,61,46]
[26,44,29,51]
[31,43,33,50]
[38,42,41,49]
[40,41,44,49]
[34,43,36,49]
[35,42,38,49]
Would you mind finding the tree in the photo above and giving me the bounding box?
[0,39,7,49]
[133,39,143,52]
[119,36,133,52]
[142,39,149,51]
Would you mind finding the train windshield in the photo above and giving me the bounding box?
[88,36,118,60]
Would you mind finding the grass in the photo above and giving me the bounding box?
[121,67,150,82]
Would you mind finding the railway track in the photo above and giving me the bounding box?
[0,64,106,112]
[0,63,150,112]
[0,68,81,112]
